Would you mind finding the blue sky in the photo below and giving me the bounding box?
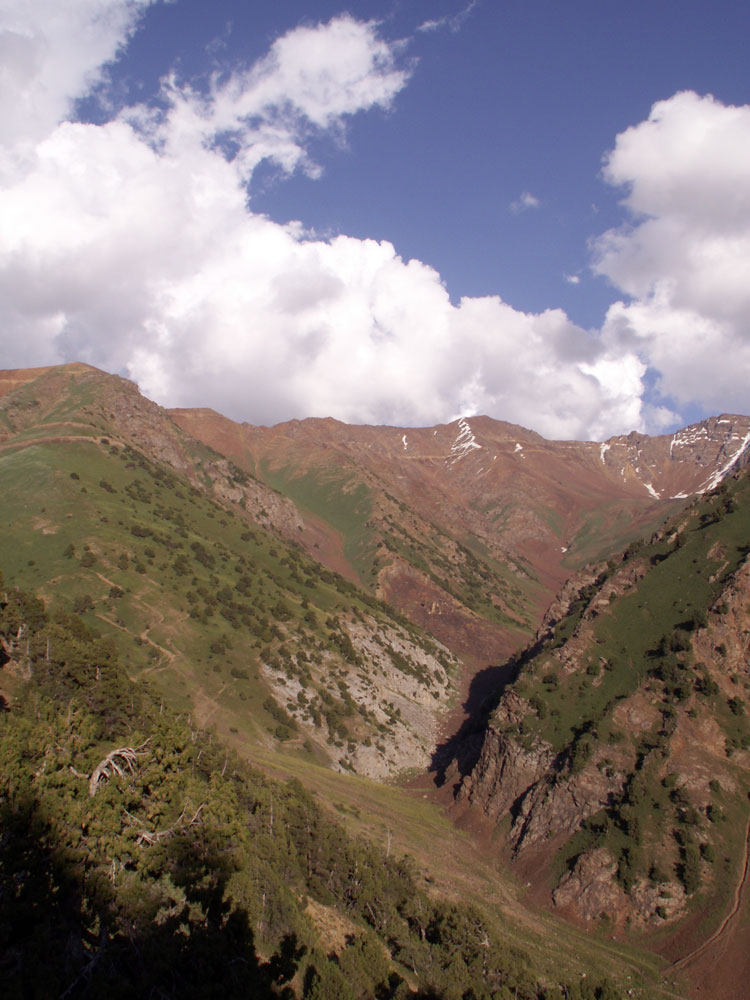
[112,0,750,327]
[1,0,750,439]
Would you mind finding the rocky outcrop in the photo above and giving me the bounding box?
[535,564,607,643]
[510,766,625,853]
[207,456,303,537]
[552,849,626,921]
[552,849,687,926]
[263,613,456,781]
[461,723,555,819]
[629,876,687,925]
[696,554,750,685]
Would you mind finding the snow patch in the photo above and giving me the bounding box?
[644,482,661,500]
[514,443,523,453]
[447,418,481,465]
[402,434,408,451]
[671,426,710,453]
[600,443,610,463]
[699,431,750,493]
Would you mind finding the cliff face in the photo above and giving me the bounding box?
[462,722,555,823]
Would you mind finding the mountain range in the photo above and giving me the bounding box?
[1,362,749,999]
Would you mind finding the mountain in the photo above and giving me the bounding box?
[2,361,750,999]
[0,363,463,781]
[454,471,750,997]
[170,405,750,671]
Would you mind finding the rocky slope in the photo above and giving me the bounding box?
[3,362,750,995]
[3,362,750,791]
[459,471,750,934]
[171,404,750,636]
[0,363,459,780]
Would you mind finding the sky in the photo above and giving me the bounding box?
[1,1,749,441]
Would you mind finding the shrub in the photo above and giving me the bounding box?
[72,594,94,614]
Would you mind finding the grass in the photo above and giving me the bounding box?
[565,498,677,569]
[517,478,750,751]
[2,367,742,998]
[259,461,378,584]
[0,376,709,999]
[0,431,457,777]
[251,746,671,997]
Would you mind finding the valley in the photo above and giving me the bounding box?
[2,362,750,999]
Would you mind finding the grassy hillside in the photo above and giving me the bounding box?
[471,471,750,949]
[1,567,667,999]
[3,365,734,996]
[0,430,460,777]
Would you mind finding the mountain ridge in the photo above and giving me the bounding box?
[2,362,750,997]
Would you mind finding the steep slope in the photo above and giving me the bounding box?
[5,569,608,1000]
[171,406,750,652]
[3,362,749,997]
[171,409,542,665]
[458,468,750,973]
[0,364,459,780]
[0,365,675,998]
[3,363,749,792]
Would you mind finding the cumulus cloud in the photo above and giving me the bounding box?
[0,0,155,148]
[11,2,732,442]
[595,91,750,418]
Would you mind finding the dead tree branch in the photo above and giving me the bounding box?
[124,801,206,846]
[88,739,151,797]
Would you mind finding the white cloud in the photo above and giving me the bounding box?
[0,0,155,149]
[595,91,750,418]
[564,273,581,285]
[417,1,479,35]
[4,2,704,443]
[122,14,412,186]
[510,190,540,213]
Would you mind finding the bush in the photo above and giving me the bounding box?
[679,842,702,894]
[72,594,94,614]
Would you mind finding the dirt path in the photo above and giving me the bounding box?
[191,682,231,728]
[96,579,235,730]
[0,429,104,454]
[670,806,750,978]
[95,572,183,674]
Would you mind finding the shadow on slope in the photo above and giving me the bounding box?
[429,662,516,794]
[0,795,304,1000]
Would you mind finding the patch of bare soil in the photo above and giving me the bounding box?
[297,511,361,585]
[378,559,520,666]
